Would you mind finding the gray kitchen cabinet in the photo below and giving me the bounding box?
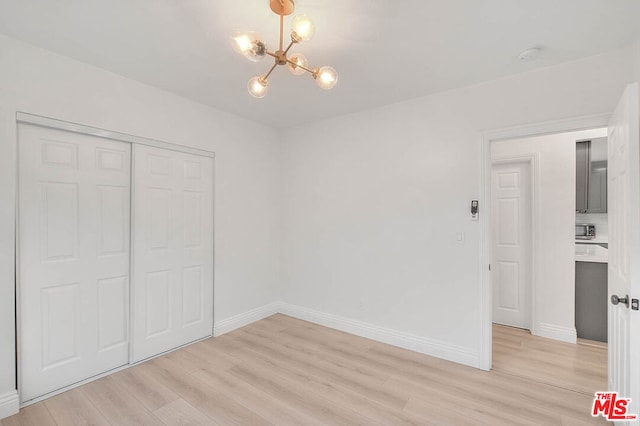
[575,138,607,213]
[575,261,607,342]
[588,161,607,213]
[576,141,589,213]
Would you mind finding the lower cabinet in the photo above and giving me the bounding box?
[575,261,608,342]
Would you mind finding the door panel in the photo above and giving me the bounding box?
[97,185,128,256]
[132,145,213,362]
[183,191,203,247]
[145,269,172,337]
[608,83,640,415]
[148,188,171,250]
[40,182,79,260]
[182,266,203,326]
[97,275,128,351]
[19,124,130,402]
[497,261,519,309]
[41,283,79,367]
[492,161,532,329]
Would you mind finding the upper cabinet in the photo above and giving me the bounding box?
[576,137,607,213]
[576,141,589,212]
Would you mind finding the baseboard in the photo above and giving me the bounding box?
[535,323,577,344]
[0,390,19,420]
[278,302,480,368]
[213,302,280,337]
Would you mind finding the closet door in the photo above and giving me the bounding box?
[18,124,130,401]
[132,144,213,362]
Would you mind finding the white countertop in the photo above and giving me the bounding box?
[575,238,608,245]
[575,243,608,263]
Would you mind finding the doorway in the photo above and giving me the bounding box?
[480,115,611,370]
[481,119,610,397]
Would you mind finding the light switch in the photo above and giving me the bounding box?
[456,232,465,243]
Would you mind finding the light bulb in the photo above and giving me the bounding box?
[314,66,338,90]
[291,15,315,42]
[287,53,308,75]
[247,76,268,98]
[232,32,267,62]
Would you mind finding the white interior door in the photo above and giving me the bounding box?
[132,144,214,362]
[18,124,130,401]
[492,160,532,329]
[608,83,640,416]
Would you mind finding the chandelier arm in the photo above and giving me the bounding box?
[283,40,295,56]
[279,13,284,51]
[266,50,278,58]
[285,58,316,75]
[264,62,279,80]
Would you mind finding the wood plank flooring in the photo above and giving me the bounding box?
[492,324,607,395]
[2,315,608,425]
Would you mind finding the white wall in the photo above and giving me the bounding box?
[492,128,606,342]
[280,47,635,367]
[635,41,640,109]
[0,35,281,403]
[635,41,640,85]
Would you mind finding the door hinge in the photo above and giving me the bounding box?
[489,264,491,271]
[632,298,639,311]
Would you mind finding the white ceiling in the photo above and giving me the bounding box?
[1,0,640,128]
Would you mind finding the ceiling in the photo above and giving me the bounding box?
[1,0,640,128]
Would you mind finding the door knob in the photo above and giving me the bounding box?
[611,294,630,307]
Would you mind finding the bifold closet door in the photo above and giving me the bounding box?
[18,124,130,402]
[132,144,213,362]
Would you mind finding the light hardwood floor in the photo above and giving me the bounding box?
[2,315,607,425]
[492,324,607,396]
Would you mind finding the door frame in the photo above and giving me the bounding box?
[16,113,215,158]
[14,112,216,405]
[491,155,537,332]
[478,113,611,371]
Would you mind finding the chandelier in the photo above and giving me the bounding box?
[232,0,338,98]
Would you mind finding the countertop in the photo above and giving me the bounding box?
[574,238,608,245]
[575,243,608,263]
